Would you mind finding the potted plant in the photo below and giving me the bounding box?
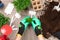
[0,13,9,28]
[13,0,31,12]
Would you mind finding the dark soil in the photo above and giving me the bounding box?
[38,1,60,39]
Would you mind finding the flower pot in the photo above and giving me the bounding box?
[1,24,12,36]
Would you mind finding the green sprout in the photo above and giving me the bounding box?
[19,24,22,28]
[26,18,32,23]
[38,26,42,30]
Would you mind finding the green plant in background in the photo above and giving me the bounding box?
[0,13,9,28]
[13,0,31,12]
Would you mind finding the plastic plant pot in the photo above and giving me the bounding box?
[1,24,12,36]
[0,1,4,8]
[0,35,10,40]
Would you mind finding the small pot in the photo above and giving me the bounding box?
[0,35,10,40]
[1,24,12,36]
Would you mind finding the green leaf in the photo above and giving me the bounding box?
[13,0,31,12]
[38,26,42,30]
[0,13,10,28]
[26,18,32,23]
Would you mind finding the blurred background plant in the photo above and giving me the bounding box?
[0,13,10,28]
[13,0,31,12]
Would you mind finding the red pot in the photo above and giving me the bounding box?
[0,35,10,40]
[1,24,12,36]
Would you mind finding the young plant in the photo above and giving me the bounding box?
[26,18,32,23]
[13,0,31,12]
[0,13,9,28]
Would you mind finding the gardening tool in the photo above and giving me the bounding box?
[9,13,21,31]
[12,25,18,31]
[10,16,14,26]
[4,3,14,15]
[53,3,60,11]
[29,10,36,18]
[10,13,21,26]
